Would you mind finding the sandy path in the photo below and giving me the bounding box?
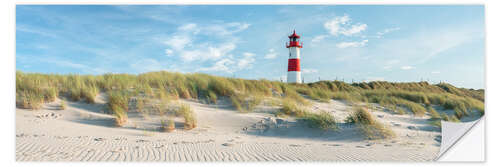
[16,96,440,161]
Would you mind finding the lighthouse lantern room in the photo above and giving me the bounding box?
[286,30,303,83]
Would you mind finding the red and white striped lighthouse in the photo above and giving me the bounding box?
[286,30,303,83]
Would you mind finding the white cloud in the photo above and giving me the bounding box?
[165,49,173,56]
[342,23,367,36]
[302,68,318,74]
[161,22,255,73]
[324,15,349,36]
[206,43,237,60]
[336,39,368,48]
[172,42,237,62]
[311,35,328,44]
[237,52,256,69]
[324,14,367,36]
[401,66,415,70]
[199,58,235,73]
[205,22,250,36]
[264,49,278,59]
[164,35,192,51]
[376,27,400,38]
[178,23,200,34]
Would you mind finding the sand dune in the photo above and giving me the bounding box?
[16,94,440,161]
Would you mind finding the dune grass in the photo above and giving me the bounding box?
[278,98,308,117]
[107,90,131,126]
[277,99,338,131]
[60,100,67,110]
[160,119,176,132]
[178,103,196,130]
[303,111,338,131]
[428,112,461,128]
[346,107,395,140]
[16,71,484,125]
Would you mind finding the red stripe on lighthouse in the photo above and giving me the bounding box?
[287,59,300,71]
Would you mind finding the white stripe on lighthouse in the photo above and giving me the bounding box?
[287,71,302,83]
[289,47,300,59]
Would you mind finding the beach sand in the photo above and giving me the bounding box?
[16,94,440,161]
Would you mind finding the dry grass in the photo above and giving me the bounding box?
[303,111,338,131]
[107,91,130,127]
[178,104,196,130]
[160,119,175,132]
[207,90,217,104]
[16,71,484,122]
[60,100,67,110]
[278,98,308,117]
[346,107,395,140]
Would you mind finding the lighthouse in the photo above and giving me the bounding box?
[286,30,303,83]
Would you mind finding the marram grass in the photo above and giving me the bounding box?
[16,70,484,130]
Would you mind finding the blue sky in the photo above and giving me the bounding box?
[16,5,485,89]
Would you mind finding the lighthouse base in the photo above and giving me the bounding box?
[287,71,302,83]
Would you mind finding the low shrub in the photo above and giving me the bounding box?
[303,111,338,131]
[346,107,395,140]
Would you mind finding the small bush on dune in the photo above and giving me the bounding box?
[346,107,395,140]
[160,119,175,132]
[81,85,99,103]
[44,87,58,102]
[177,86,191,99]
[230,94,263,113]
[178,104,196,130]
[60,100,67,110]
[107,91,130,127]
[108,91,130,113]
[278,98,307,117]
[69,87,82,101]
[17,90,44,110]
[112,106,128,127]
[282,86,309,105]
[303,111,338,131]
[230,94,244,112]
[207,90,217,104]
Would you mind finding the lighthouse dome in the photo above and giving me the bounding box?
[288,30,301,38]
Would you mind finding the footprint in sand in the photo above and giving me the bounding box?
[356,146,365,148]
[384,144,392,147]
[289,144,301,147]
[94,138,105,141]
[328,144,342,146]
[136,139,149,143]
[222,143,234,147]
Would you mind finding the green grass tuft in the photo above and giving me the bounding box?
[346,107,395,140]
